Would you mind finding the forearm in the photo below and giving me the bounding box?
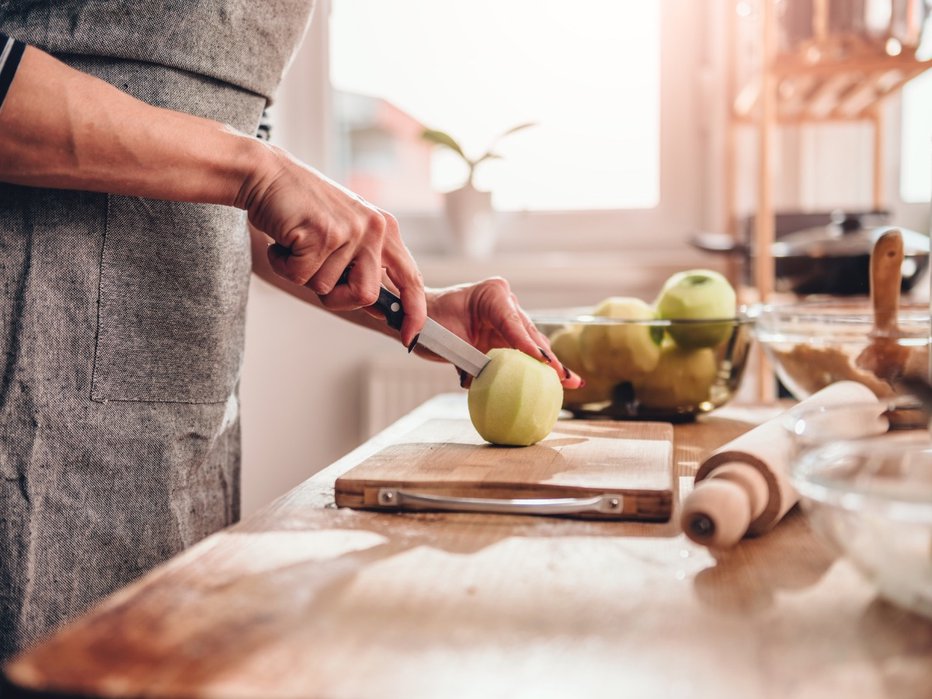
[0,43,262,205]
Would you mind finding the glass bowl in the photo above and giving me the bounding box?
[754,299,931,400]
[531,307,754,421]
[790,430,932,619]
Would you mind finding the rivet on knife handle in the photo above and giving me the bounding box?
[336,267,405,330]
[374,287,405,331]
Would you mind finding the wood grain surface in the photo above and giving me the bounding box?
[335,418,673,520]
[3,395,931,699]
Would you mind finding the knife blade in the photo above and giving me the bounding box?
[363,283,491,378]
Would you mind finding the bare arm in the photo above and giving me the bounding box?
[0,37,575,387]
[0,45,254,205]
[0,41,427,345]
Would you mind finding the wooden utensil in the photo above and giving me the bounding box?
[855,229,914,383]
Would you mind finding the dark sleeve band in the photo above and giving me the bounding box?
[256,108,272,141]
[0,33,27,111]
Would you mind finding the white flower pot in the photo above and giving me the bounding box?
[444,184,497,259]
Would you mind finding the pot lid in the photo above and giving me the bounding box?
[772,224,930,259]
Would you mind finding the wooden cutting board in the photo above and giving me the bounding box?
[335,418,674,521]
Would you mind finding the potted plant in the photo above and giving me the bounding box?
[421,122,535,258]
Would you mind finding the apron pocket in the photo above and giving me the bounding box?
[92,195,250,404]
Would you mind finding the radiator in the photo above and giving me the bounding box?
[362,356,462,438]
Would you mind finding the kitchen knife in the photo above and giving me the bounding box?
[358,282,491,378]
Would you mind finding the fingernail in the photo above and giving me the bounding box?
[407,334,420,353]
[538,347,551,362]
[578,379,587,388]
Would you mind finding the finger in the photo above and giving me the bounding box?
[473,281,542,358]
[305,244,355,296]
[267,240,326,287]
[379,212,426,347]
[514,298,583,389]
[266,243,303,284]
[317,248,382,311]
[277,195,382,287]
[393,271,426,349]
[456,368,473,389]
[474,281,582,388]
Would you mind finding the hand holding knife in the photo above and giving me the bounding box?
[337,269,491,378]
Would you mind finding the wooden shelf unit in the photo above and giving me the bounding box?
[733,48,932,123]
[724,0,932,400]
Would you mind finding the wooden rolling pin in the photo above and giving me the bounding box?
[680,381,882,548]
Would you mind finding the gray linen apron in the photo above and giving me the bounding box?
[0,1,315,660]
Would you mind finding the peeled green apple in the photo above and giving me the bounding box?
[468,348,563,446]
[633,343,718,410]
[655,269,736,348]
[578,297,661,381]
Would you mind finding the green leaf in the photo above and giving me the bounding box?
[499,121,537,138]
[420,129,466,159]
[487,121,538,152]
[474,152,504,166]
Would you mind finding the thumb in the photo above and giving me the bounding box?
[267,242,309,285]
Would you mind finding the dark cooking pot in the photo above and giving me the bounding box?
[690,215,930,296]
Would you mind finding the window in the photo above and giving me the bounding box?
[329,0,661,213]
[900,69,932,205]
[272,0,709,252]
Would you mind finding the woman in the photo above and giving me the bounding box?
[0,4,579,660]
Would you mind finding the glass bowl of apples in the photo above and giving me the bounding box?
[531,270,755,422]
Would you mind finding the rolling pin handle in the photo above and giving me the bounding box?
[681,463,769,548]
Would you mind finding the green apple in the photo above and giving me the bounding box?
[468,348,563,446]
[549,327,615,408]
[562,375,616,409]
[633,343,718,410]
[655,269,736,348]
[548,327,586,373]
[578,297,661,381]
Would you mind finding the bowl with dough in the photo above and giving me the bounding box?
[531,307,754,421]
[753,299,931,401]
[789,423,932,619]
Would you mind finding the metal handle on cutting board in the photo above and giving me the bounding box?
[375,488,625,515]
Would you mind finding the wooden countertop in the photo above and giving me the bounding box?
[3,395,932,699]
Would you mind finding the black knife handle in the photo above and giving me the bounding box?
[336,267,405,331]
[373,286,405,331]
